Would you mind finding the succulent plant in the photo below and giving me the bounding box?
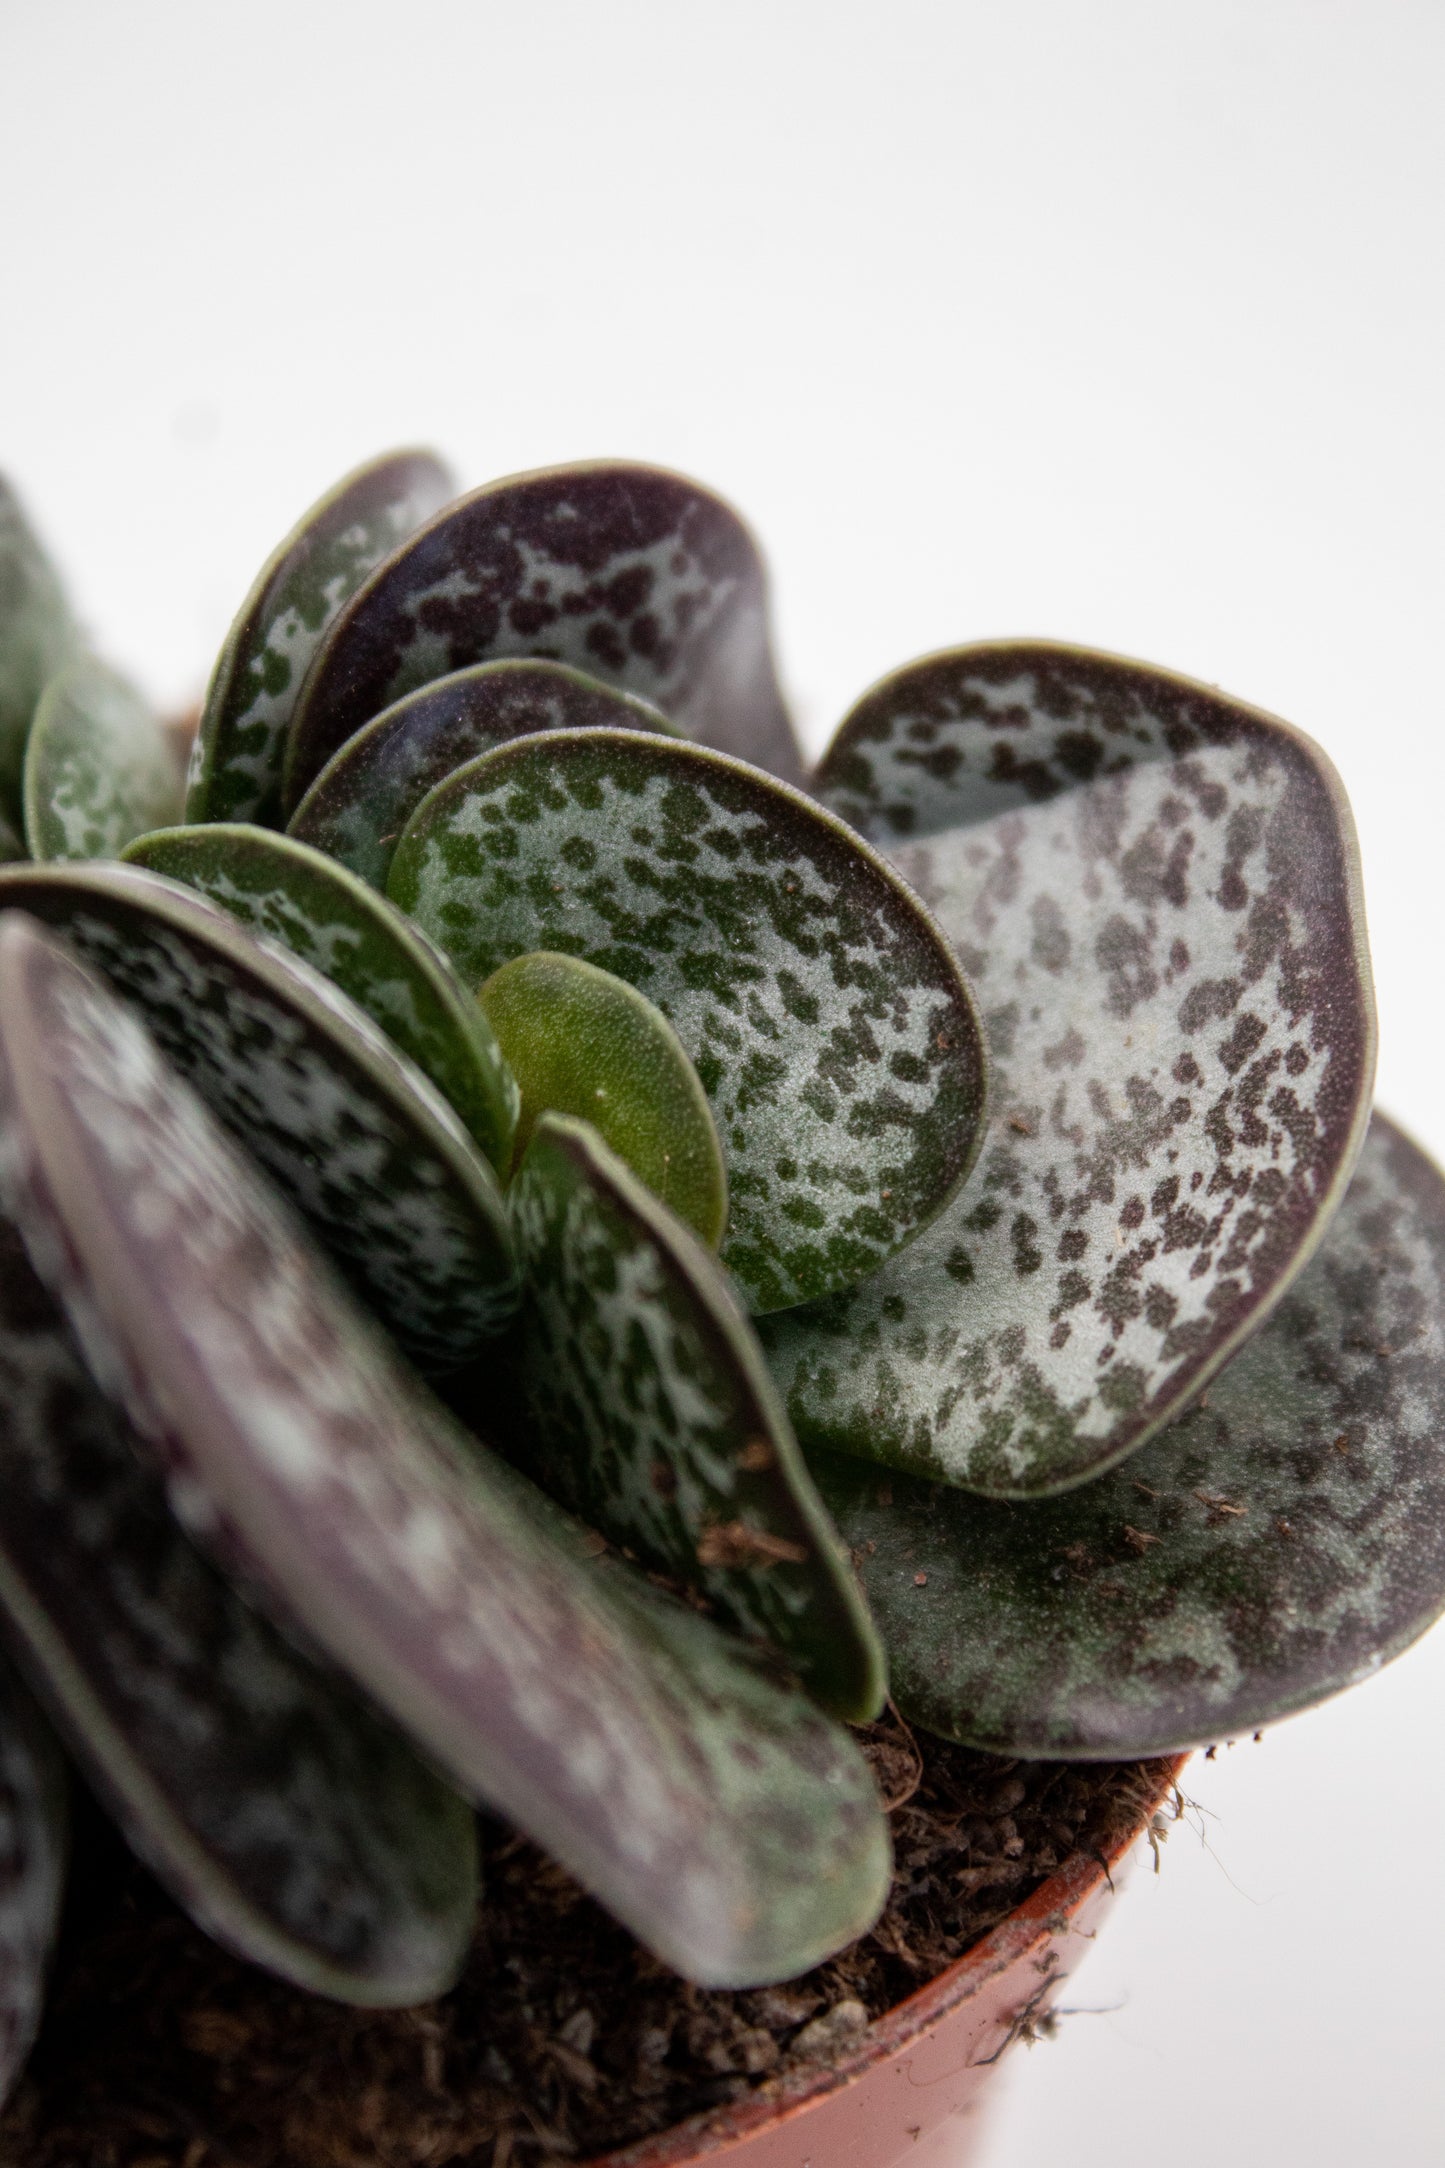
[0,454,1443,2114]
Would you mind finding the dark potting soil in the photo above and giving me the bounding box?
[0,1723,1174,2167]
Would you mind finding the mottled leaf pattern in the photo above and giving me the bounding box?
[390,730,988,1313]
[0,478,82,822]
[503,1114,885,1720]
[289,659,679,891]
[811,1117,1445,1756]
[123,825,519,1173]
[0,1656,65,2112]
[778,644,1376,1493]
[0,917,890,1987]
[0,1209,476,2004]
[283,464,800,811]
[481,951,726,1242]
[187,451,455,827]
[23,659,183,863]
[0,864,516,1367]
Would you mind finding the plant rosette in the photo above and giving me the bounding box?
[0,456,1440,2166]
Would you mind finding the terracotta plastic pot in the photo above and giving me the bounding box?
[589,1754,1186,2168]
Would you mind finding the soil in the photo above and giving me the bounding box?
[0,1720,1173,2167]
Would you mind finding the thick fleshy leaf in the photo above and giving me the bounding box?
[0,916,889,1989]
[0,1655,66,2111]
[23,658,183,863]
[782,643,1377,1494]
[0,477,82,821]
[502,1113,885,1720]
[0,1210,476,2004]
[122,824,519,1173]
[389,729,988,1313]
[186,450,455,827]
[282,463,800,811]
[0,863,515,1367]
[288,658,679,891]
[810,1115,1445,1758]
[481,951,726,1242]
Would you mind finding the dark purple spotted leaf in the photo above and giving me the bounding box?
[122,824,519,1173]
[0,1211,477,2005]
[23,658,183,863]
[388,729,988,1314]
[0,862,515,1367]
[288,658,679,891]
[783,644,1376,1494]
[0,476,83,822]
[504,1113,885,1721]
[481,952,727,1243]
[282,463,800,811]
[187,450,455,827]
[0,1655,65,2111]
[0,916,889,1988]
[809,1115,1445,1758]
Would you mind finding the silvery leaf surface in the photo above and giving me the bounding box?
[0,1210,476,2005]
[23,658,183,863]
[811,1116,1445,1756]
[503,1113,885,1722]
[775,643,1376,1495]
[0,477,82,822]
[288,658,680,891]
[186,450,455,827]
[0,863,516,1367]
[389,729,988,1314]
[0,915,890,1990]
[282,463,800,811]
[122,824,519,1174]
[0,1655,65,2112]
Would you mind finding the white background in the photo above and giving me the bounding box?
[3,3,1443,2161]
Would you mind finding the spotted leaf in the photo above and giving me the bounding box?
[282,463,800,811]
[0,863,516,1367]
[0,916,890,1988]
[288,658,679,891]
[23,658,183,863]
[0,1656,65,2111]
[389,729,988,1313]
[123,824,518,1173]
[777,644,1376,1494]
[187,450,455,827]
[501,1113,885,1720]
[0,477,82,823]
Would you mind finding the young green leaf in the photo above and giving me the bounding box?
[504,1113,885,1720]
[23,658,183,863]
[777,643,1377,1494]
[481,951,726,1242]
[282,462,800,810]
[0,477,82,823]
[389,729,988,1313]
[809,1115,1445,1758]
[288,658,679,891]
[0,1656,66,2111]
[0,915,890,1988]
[0,1212,477,2005]
[187,450,455,827]
[123,824,519,1173]
[0,863,516,1367]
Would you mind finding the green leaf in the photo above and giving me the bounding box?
[0,915,891,1988]
[0,862,516,1367]
[0,1210,477,2005]
[778,643,1377,1494]
[502,1113,885,1720]
[481,950,726,1243]
[288,658,680,891]
[389,729,988,1314]
[809,1114,1445,1757]
[123,824,519,1174]
[282,462,800,812]
[23,658,183,863]
[0,476,83,823]
[186,450,455,828]
[0,1655,66,2110]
